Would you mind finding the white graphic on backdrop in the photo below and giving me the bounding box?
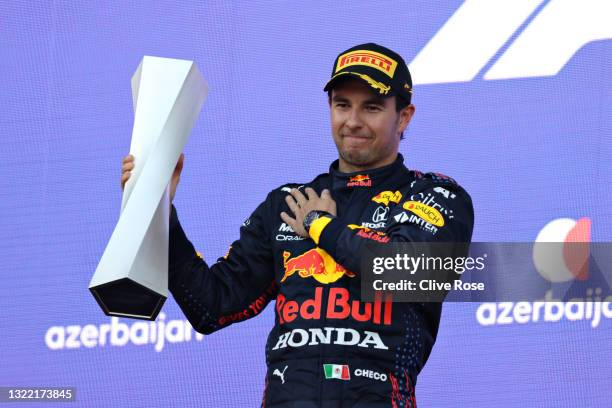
[410,0,612,84]
[44,313,205,352]
[476,217,612,328]
[533,217,591,283]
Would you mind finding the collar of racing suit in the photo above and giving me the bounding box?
[328,153,405,192]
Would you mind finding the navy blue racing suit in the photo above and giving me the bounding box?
[169,154,474,407]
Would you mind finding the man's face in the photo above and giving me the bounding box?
[329,77,415,173]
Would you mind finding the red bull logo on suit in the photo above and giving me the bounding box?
[281,249,355,284]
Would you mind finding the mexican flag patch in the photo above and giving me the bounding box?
[323,364,350,380]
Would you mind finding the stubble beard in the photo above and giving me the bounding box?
[339,147,374,168]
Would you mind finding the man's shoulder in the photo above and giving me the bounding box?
[409,169,471,200]
[404,169,474,228]
[274,183,305,194]
[266,172,329,199]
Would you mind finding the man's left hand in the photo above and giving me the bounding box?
[280,187,337,238]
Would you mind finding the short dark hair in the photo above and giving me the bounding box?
[327,91,411,140]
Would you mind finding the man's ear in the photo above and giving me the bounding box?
[398,104,415,133]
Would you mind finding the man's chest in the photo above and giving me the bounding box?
[269,186,409,285]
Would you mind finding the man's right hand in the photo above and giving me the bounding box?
[120,153,185,203]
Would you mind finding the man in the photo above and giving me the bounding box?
[121,43,474,407]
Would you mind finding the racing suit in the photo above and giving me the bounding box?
[169,154,474,407]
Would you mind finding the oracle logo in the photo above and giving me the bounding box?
[532,217,591,283]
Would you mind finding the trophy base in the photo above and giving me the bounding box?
[90,278,166,321]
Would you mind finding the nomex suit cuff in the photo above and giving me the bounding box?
[311,216,345,255]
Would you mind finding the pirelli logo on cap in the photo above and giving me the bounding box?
[335,50,398,78]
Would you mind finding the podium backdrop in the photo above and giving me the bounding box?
[1,1,610,406]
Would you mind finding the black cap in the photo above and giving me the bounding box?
[323,43,413,103]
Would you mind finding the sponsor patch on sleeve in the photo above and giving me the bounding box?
[425,172,457,185]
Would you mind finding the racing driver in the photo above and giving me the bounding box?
[120,43,474,407]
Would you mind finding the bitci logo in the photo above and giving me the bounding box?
[532,217,591,283]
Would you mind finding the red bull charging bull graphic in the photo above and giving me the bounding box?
[281,249,356,284]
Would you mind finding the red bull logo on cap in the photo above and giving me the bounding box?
[281,248,355,284]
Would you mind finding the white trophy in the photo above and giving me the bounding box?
[89,56,208,320]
